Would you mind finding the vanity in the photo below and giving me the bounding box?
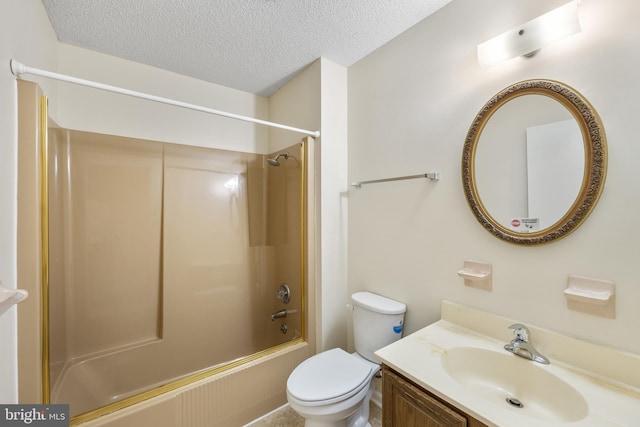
[375,301,640,426]
[382,365,488,426]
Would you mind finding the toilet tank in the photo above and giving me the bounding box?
[351,292,406,362]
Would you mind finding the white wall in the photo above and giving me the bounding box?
[269,58,349,352]
[0,0,59,403]
[317,59,349,352]
[56,44,269,153]
[348,0,640,354]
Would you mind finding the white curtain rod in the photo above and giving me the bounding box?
[10,59,320,138]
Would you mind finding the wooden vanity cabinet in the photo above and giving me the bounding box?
[382,365,489,427]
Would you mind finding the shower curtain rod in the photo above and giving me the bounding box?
[10,59,320,138]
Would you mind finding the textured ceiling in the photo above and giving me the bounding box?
[40,0,452,96]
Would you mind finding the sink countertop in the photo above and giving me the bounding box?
[374,301,640,427]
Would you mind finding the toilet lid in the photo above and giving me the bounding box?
[287,348,374,404]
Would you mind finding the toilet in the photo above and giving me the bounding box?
[286,292,406,427]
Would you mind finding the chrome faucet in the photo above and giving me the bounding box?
[271,309,287,321]
[504,323,549,364]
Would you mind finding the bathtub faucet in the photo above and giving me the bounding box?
[271,309,287,321]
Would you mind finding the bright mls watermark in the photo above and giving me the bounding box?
[0,405,69,426]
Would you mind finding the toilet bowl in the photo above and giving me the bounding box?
[286,292,406,427]
[287,348,378,427]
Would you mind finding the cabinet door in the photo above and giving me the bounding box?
[383,367,467,427]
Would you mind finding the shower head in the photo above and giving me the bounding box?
[267,152,289,167]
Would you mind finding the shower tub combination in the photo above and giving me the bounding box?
[44,127,309,422]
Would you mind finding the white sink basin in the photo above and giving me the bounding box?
[441,347,589,423]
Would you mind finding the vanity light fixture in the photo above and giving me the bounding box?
[477,0,581,68]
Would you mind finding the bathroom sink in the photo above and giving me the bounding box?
[441,347,588,423]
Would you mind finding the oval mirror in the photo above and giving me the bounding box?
[462,80,607,245]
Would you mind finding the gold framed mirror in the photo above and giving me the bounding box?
[462,79,607,245]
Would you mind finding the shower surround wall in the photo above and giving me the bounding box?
[46,127,304,419]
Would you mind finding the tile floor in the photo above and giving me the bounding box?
[247,401,382,427]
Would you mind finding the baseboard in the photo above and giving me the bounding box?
[243,403,290,426]
[370,389,382,408]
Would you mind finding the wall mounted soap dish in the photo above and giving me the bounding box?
[0,280,29,316]
[564,275,615,318]
[458,260,493,291]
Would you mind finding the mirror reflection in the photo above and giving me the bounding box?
[475,94,584,232]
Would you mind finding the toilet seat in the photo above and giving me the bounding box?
[287,348,375,406]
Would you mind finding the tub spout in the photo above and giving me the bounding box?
[271,309,287,321]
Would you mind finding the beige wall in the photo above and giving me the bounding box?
[0,0,59,403]
[348,0,640,354]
